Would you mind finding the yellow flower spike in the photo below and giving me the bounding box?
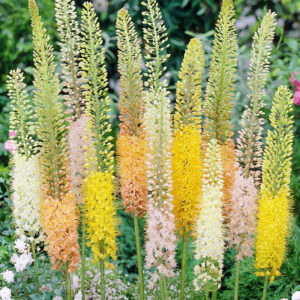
[172,38,204,299]
[83,171,118,263]
[172,126,203,235]
[80,7,118,299]
[174,38,204,130]
[255,86,294,282]
[172,38,204,236]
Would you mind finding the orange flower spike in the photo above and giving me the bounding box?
[29,0,80,274]
[117,135,147,216]
[116,8,147,216]
[117,8,144,137]
[40,193,80,273]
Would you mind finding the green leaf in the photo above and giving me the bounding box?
[29,294,43,300]
[181,0,189,8]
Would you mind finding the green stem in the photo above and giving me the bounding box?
[81,218,86,300]
[159,276,165,300]
[180,233,187,300]
[211,289,218,300]
[31,241,40,293]
[234,259,241,300]
[100,259,105,300]
[65,270,72,300]
[163,275,168,300]
[134,215,144,300]
[159,274,168,300]
[261,276,269,300]
[205,281,210,300]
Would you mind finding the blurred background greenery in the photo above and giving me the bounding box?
[0,0,300,298]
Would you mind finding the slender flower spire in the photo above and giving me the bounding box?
[228,13,277,299]
[172,37,204,300]
[228,10,277,260]
[144,88,177,281]
[193,139,224,292]
[236,11,277,185]
[142,0,176,292]
[29,0,80,273]
[142,0,170,93]
[55,0,83,121]
[227,169,257,259]
[116,7,147,216]
[80,1,114,174]
[7,69,43,243]
[116,8,147,299]
[80,4,118,298]
[68,115,92,200]
[55,0,90,204]
[203,0,238,214]
[7,69,37,158]
[203,0,237,144]
[255,85,294,283]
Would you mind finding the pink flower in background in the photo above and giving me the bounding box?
[290,72,300,106]
[4,140,17,153]
[290,72,300,88]
[9,131,16,138]
[227,169,258,260]
[294,90,300,106]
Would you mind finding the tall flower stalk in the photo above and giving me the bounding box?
[142,1,176,299]
[203,0,237,217]
[29,1,80,298]
[55,0,83,121]
[236,11,277,184]
[55,1,89,297]
[203,0,237,144]
[229,11,277,300]
[144,88,176,300]
[255,86,294,299]
[193,139,224,296]
[55,0,88,201]
[80,3,118,299]
[7,69,42,293]
[172,38,204,300]
[116,8,147,300]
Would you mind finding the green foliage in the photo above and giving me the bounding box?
[0,166,14,263]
